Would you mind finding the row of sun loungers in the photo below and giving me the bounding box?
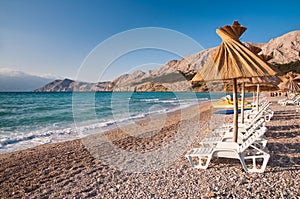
[185,100,274,173]
[278,93,299,106]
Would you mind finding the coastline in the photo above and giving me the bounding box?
[1,97,300,198]
[0,92,209,155]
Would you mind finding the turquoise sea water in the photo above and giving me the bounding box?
[0,92,244,154]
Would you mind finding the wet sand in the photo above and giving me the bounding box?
[0,97,300,198]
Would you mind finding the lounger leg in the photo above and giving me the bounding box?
[243,153,270,173]
[186,155,212,169]
[187,156,195,168]
[252,139,268,151]
[260,153,270,172]
[239,155,249,173]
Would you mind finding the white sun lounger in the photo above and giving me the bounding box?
[186,126,269,173]
[218,103,272,136]
[278,94,299,106]
[201,118,267,149]
[242,101,273,122]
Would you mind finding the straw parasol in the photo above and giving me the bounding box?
[245,82,279,92]
[278,72,300,93]
[192,21,278,142]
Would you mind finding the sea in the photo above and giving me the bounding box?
[0,92,243,154]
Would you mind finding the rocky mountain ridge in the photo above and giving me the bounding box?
[34,30,300,92]
[261,30,300,64]
[34,79,112,92]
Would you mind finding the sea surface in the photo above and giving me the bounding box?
[0,92,241,154]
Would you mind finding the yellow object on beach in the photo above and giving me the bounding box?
[203,128,212,133]
[212,95,250,109]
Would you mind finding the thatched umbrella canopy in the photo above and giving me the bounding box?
[245,83,279,92]
[279,72,300,93]
[294,74,300,82]
[192,21,278,142]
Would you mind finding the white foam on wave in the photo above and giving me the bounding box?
[0,97,210,155]
[139,98,160,102]
[0,119,114,154]
[0,111,156,154]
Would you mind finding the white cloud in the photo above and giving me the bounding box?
[0,68,27,77]
[0,67,62,79]
[0,67,60,91]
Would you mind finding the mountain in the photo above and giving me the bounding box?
[261,30,300,64]
[0,68,55,92]
[110,47,217,92]
[35,30,300,92]
[33,78,113,92]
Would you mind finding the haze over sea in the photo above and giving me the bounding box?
[1,92,242,154]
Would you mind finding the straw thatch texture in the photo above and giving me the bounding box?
[249,75,281,85]
[245,83,279,92]
[279,72,300,92]
[192,21,278,82]
[279,80,299,92]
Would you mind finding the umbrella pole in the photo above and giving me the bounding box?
[253,91,255,106]
[241,82,245,124]
[233,78,238,142]
[256,84,260,112]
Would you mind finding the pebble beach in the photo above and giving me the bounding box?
[1,96,300,198]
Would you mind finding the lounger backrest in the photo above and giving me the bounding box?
[246,100,268,117]
[260,101,270,112]
[260,99,268,107]
[257,102,270,115]
[247,103,270,126]
[290,93,296,100]
[238,126,267,153]
[243,118,265,139]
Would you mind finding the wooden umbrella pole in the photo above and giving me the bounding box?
[256,84,260,112]
[253,91,255,106]
[233,78,238,142]
[241,82,245,124]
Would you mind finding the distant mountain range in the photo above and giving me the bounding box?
[3,30,300,92]
[0,68,55,92]
[33,78,113,92]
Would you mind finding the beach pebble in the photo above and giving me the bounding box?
[1,98,300,198]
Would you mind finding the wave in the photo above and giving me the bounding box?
[131,97,206,107]
[0,128,74,149]
[139,98,160,102]
[0,105,172,153]
[0,111,10,116]
[0,94,210,154]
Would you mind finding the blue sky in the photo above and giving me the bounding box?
[1,0,300,82]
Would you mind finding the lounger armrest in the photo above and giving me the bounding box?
[215,142,239,150]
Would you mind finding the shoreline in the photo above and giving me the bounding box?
[1,96,300,198]
[0,98,209,155]
[0,100,212,157]
[1,101,212,198]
